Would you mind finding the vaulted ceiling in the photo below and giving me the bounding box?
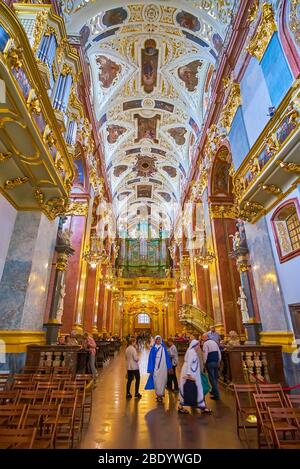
[64,1,236,237]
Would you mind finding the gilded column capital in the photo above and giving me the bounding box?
[34,189,67,220]
[247,3,277,62]
[65,201,89,216]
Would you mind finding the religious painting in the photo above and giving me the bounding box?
[107,124,127,144]
[73,159,85,187]
[163,166,177,178]
[212,158,231,196]
[212,33,224,54]
[117,191,131,201]
[141,39,159,94]
[168,127,187,145]
[133,155,157,177]
[113,165,128,177]
[151,148,166,156]
[276,116,296,145]
[159,192,172,202]
[126,148,141,155]
[176,11,200,32]
[99,113,107,128]
[155,101,174,113]
[189,117,201,137]
[137,185,152,198]
[134,114,160,143]
[102,7,127,27]
[79,25,90,47]
[178,60,202,92]
[96,55,121,88]
[149,178,162,185]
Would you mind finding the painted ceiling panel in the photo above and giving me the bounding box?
[63,0,237,234]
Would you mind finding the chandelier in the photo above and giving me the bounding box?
[103,263,118,290]
[194,230,216,269]
[82,234,106,269]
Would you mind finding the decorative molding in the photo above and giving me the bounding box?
[261,183,283,196]
[0,330,45,353]
[289,0,300,47]
[247,3,277,62]
[34,188,67,220]
[220,82,241,131]
[4,177,28,190]
[278,161,300,174]
[259,331,297,353]
[0,152,12,162]
[32,10,48,54]
[65,201,89,217]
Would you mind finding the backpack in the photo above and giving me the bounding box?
[183,379,198,406]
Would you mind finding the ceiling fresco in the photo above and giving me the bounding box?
[63,1,237,236]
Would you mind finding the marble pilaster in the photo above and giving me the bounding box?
[245,217,291,332]
[0,211,57,330]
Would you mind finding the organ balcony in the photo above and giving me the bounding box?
[0,2,82,219]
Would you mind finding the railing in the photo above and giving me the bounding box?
[178,304,214,334]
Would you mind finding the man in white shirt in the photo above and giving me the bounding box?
[125,338,142,399]
[202,333,222,400]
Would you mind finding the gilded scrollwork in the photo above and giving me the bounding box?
[34,188,67,220]
[0,152,12,162]
[4,177,28,190]
[209,204,239,219]
[220,82,241,131]
[65,201,89,217]
[32,10,48,54]
[247,3,277,62]
[289,0,300,47]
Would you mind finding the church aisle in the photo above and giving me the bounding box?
[80,348,246,449]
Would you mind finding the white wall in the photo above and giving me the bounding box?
[266,187,300,330]
[0,195,17,282]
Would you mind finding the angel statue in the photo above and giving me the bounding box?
[237,286,249,323]
[56,281,66,323]
[229,231,240,251]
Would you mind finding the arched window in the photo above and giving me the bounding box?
[138,313,150,324]
[271,198,300,263]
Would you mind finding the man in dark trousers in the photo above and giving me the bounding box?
[125,338,142,399]
[202,332,222,400]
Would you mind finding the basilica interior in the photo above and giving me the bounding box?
[0,0,299,450]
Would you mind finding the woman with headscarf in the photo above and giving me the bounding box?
[178,339,212,414]
[145,335,172,402]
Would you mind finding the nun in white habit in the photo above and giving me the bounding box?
[145,335,172,402]
[178,339,212,414]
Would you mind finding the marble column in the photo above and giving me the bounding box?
[211,216,242,335]
[83,264,97,334]
[62,213,87,334]
[45,235,74,345]
[0,211,57,371]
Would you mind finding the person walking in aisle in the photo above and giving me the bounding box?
[202,332,222,400]
[125,338,142,399]
[145,335,172,402]
[83,332,98,383]
[178,339,212,414]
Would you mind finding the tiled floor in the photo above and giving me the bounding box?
[80,347,250,449]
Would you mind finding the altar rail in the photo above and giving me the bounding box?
[219,345,286,387]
